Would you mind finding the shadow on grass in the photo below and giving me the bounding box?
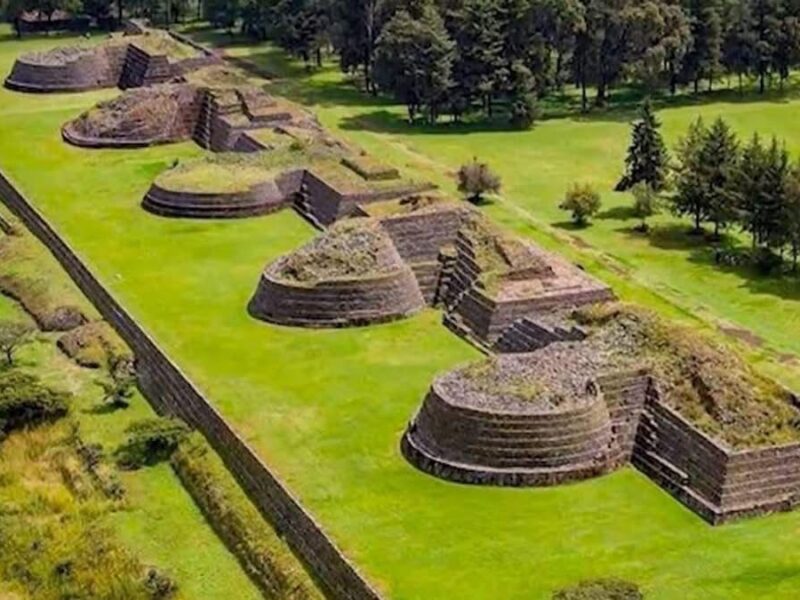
[620,223,800,302]
[597,206,638,221]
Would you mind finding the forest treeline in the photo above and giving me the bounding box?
[3,0,800,123]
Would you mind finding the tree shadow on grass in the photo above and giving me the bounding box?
[620,223,800,302]
[597,206,638,221]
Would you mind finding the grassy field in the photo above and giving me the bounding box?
[0,204,261,599]
[4,25,800,599]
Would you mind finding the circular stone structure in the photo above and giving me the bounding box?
[5,46,117,93]
[142,163,285,219]
[402,354,620,486]
[62,84,200,148]
[248,220,426,327]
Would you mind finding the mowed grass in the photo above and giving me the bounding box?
[4,26,800,599]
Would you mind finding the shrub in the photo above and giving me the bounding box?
[0,319,34,366]
[171,434,322,599]
[57,320,130,369]
[510,92,540,129]
[96,352,137,410]
[0,371,70,435]
[457,158,501,204]
[560,183,602,226]
[630,182,660,232]
[115,417,190,470]
[553,578,644,599]
[0,273,87,331]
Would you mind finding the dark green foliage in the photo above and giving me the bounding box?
[171,434,323,599]
[699,117,740,236]
[96,352,137,410]
[630,182,660,232]
[560,182,601,226]
[457,158,501,203]
[115,417,190,470]
[0,371,70,436]
[552,578,644,600]
[373,7,455,122]
[617,99,670,192]
[671,117,709,231]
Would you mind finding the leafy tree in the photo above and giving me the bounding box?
[617,98,670,192]
[374,7,455,122]
[631,181,660,232]
[671,117,709,232]
[0,320,34,367]
[508,60,539,128]
[560,182,601,226]
[0,371,69,436]
[699,116,740,237]
[784,162,800,271]
[457,158,501,203]
[722,0,757,91]
[681,0,723,92]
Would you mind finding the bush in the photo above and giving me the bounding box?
[560,183,602,226]
[0,371,70,436]
[553,578,644,599]
[171,435,322,599]
[510,92,540,129]
[457,158,501,204]
[115,417,190,470]
[630,182,660,232]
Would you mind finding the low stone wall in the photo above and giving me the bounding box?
[142,181,288,219]
[0,169,382,600]
[248,266,426,328]
[5,46,122,93]
[403,379,620,486]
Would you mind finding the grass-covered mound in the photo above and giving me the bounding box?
[274,219,404,283]
[342,154,400,181]
[64,84,200,146]
[128,30,199,62]
[362,192,462,218]
[56,320,129,368]
[575,304,800,449]
[552,579,644,600]
[155,161,271,195]
[21,44,96,66]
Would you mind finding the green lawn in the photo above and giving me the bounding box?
[4,26,800,599]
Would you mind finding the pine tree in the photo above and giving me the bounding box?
[616,99,670,192]
[672,117,709,232]
[681,0,723,92]
[783,163,800,271]
[699,117,739,238]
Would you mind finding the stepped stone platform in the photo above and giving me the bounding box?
[440,216,615,350]
[62,83,203,148]
[142,178,289,219]
[404,305,800,524]
[249,219,426,328]
[4,27,218,94]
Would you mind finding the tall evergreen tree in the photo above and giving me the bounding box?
[699,117,740,237]
[681,0,722,92]
[617,98,670,192]
[672,117,709,232]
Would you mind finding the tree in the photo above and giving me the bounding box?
[508,61,539,128]
[784,162,800,271]
[617,98,670,192]
[671,117,709,232]
[631,181,660,232]
[457,158,501,203]
[681,0,723,92]
[560,182,601,226]
[722,0,756,91]
[699,116,739,238]
[0,320,34,367]
[373,7,455,122]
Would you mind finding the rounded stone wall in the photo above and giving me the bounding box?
[248,220,426,327]
[402,358,619,486]
[5,47,116,93]
[142,180,287,219]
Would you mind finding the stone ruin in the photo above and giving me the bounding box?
[403,304,800,525]
[248,219,426,327]
[4,26,218,94]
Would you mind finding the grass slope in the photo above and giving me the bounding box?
[3,26,800,599]
[0,207,260,599]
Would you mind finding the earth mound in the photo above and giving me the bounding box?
[403,353,618,486]
[248,219,426,327]
[62,84,202,148]
[143,160,287,219]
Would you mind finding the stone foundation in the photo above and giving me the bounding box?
[142,181,288,219]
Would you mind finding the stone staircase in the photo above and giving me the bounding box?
[494,317,586,353]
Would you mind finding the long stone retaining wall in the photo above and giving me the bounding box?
[0,169,382,600]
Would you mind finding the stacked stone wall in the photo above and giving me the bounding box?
[494,317,586,353]
[0,170,382,600]
[142,181,288,219]
[403,382,619,486]
[5,46,120,93]
[248,267,425,328]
